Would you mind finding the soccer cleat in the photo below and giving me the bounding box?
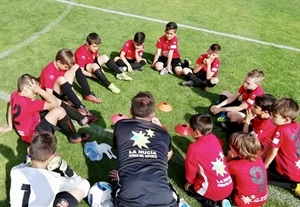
[293,183,300,198]
[183,58,191,68]
[83,93,102,104]
[116,72,132,81]
[182,80,194,86]
[69,133,91,144]
[221,199,231,207]
[78,114,98,126]
[87,114,99,123]
[160,67,169,75]
[217,112,228,122]
[77,105,91,116]
[108,83,120,94]
[201,86,209,91]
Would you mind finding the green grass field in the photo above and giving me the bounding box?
[0,0,299,206]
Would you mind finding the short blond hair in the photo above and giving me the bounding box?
[247,69,264,83]
[229,132,261,161]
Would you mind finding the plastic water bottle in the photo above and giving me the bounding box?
[179,198,190,207]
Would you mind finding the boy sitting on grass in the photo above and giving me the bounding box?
[227,132,268,207]
[151,22,188,76]
[0,74,90,144]
[75,32,133,94]
[182,44,221,91]
[264,97,300,198]
[114,32,147,72]
[10,132,90,206]
[184,113,232,207]
[210,69,265,131]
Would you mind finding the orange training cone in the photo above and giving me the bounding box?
[157,102,173,112]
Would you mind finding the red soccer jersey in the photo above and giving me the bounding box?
[10,90,45,143]
[228,158,268,207]
[40,62,66,90]
[119,39,144,60]
[238,85,265,109]
[74,44,98,67]
[271,121,300,182]
[196,54,221,77]
[185,133,233,201]
[155,35,180,58]
[252,117,277,154]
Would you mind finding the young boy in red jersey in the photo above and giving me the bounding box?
[39,48,100,115]
[184,114,233,207]
[264,98,300,198]
[182,44,221,91]
[151,22,187,76]
[227,132,268,207]
[114,32,147,72]
[210,69,265,125]
[0,74,90,144]
[75,33,133,94]
[243,94,277,156]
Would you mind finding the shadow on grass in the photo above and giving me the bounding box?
[0,138,28,206]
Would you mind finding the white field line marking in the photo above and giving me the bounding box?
[0,2,73,60]
[55,0,300,52]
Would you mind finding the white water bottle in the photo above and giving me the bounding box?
[179,198,190,207]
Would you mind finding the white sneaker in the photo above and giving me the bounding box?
[221,199,231,207]
[119,66,127,72]
[182,80,194,86]
[160,67,169,75]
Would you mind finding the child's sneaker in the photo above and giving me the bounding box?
[119,66,127,72]
[77,105,91,116]
[183,58,191,68]
[217,112,228,122]
[108,83,120,94]
[182,80,194,87]
[70,133,91,144]
[160,67,169,75]
[221,199,231,207]
[116,72,132,81]
[293,183,300,198]
[83,93,102,104]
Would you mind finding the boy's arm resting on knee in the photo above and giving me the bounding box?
[264,147,279,169]
[0,105,13,134]
[151,49,161,67]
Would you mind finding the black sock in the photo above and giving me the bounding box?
[106,59,122,74]
[186,72,204,86]
[131,60,146,69]
[60,82,82,109]
[57,115,80,140]
[60,101,85,121]
[115,59,125,66]
[219,94,228,103]
[75,67,91,96]
[94,68,111,86]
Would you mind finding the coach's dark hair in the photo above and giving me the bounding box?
[29,132,57,162]
[131,91,155,118]
[17,74,39,92]
[165,22,177,31]
[189,114,213,135]
[134,32,146,45]
[55,48,75,68]
[87,32,101,45]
